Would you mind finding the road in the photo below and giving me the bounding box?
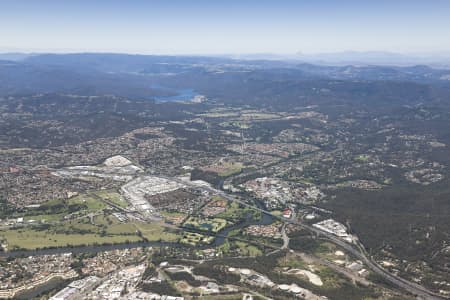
[280,223,289,249]
[169,177,446,300]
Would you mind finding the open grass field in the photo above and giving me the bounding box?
[68,194,107,210]
[234,241,263,256]
[23,213,66,222]
[217,162,243,177]
[1,211,180,250]
[201,162,243,177]
[134,222,180,242]
[14,190,127,226]
[18,192,108,220]
[354,154,370,162]
[93,190,128,208]
[0,228,142,250]
[199,112,240,118]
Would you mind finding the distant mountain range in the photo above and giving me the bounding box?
[225,51,450,67]
[2,51,450,68]
[1,52,450,101]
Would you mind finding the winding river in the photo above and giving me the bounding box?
[0,241,181,258]
[1,199,274,258]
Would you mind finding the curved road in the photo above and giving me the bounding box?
[173,177,446,300]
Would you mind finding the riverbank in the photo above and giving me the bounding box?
[0,241,181,258]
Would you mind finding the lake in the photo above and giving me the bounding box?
[154,88,197,102]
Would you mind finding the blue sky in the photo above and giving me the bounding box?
[1,0,449,54]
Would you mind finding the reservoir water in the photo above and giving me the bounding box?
[154,88,197,102]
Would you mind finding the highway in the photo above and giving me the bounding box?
[170,177,447,300]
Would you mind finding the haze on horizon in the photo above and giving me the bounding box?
[1,0,450,56]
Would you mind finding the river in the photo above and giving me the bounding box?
[0,241,181,258]
[1,181,274,258]
[1,202,274,258]
[214,199,274,246]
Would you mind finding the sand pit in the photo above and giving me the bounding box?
[286,269,323,286]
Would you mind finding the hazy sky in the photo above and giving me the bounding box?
[1,0,450,54]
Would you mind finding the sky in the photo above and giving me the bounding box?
[1,0,450,55]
